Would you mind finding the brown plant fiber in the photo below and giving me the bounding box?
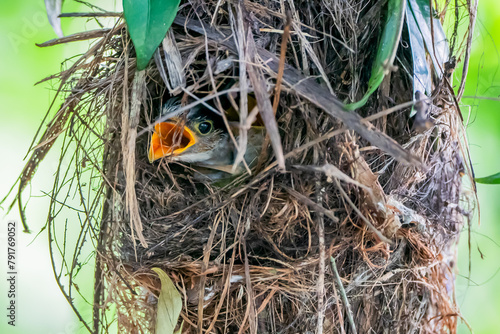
[11,0,477,333]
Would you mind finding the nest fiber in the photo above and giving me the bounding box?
[15,0,476,333]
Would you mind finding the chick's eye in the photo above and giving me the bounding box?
[198,121,212,134]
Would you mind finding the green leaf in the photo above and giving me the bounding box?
[123,0,181,70]
[475,172,500,185]
[346,0,406,110]
[407,0,449,78]
[152,268,182,334]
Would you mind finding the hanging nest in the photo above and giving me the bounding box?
[9,0,477,333]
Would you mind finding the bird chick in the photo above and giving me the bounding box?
[148,99,264,178]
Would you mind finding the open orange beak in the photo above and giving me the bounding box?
[148,122,196,162]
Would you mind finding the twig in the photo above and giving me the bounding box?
[256,12,291,171]
[36,28,115,47]
[330,256,357,334]
[246,33,286,170]
[315,180,326,334]
[121,69,148,250]
[197,210,221,334]
[160,29,186,94]
[272,13,291,115]
[230,1,249,173]
[59,12,122,18]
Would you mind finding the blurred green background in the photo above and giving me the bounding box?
[0,1,499,333]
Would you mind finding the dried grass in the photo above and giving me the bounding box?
[10,0,478,333]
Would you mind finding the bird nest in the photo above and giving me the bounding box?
[11,0,476,333]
